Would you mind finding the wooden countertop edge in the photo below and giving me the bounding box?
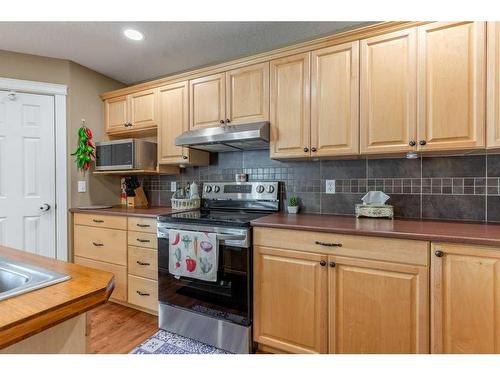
[251,221,500,247]
[69,207,173,218]
[0,277,114,349]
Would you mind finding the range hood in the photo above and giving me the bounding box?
[175,121,270,152]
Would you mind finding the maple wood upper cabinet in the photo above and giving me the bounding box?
[226,62,269,125]
[417,22,486,152]
[487,22,500,149]
[311,42,359,156]
[329,256,429,354]
[253,246,328,354]
[431,242,500,353]
[270,53,311,158]
[189,73,226,130]
[105,89,158,135]
[158,82,209,166]
[360,28,417,154]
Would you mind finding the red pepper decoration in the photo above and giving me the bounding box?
[71,119,95,172]
[186,257,197,272]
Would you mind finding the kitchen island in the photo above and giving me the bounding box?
[0,246,114,353]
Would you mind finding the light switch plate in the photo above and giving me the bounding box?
[170,181,177,192]
[77,180,87,193]
[325,180,336,194]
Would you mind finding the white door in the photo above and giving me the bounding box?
[0,90,56,258]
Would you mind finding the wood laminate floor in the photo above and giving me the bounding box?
[88,302,158,354]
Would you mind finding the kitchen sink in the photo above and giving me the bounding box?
[0,256,70,301]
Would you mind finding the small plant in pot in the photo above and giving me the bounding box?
[287,196,300,214]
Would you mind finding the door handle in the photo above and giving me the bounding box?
[39,203,51,212]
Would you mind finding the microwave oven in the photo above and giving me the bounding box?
[95,139,157,171]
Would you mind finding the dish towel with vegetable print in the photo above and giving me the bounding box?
[168,229,218,282]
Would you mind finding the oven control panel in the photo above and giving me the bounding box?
[202,181,279,201]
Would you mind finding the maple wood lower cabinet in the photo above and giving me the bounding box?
[329,256,429,353]
[253,227,430,354]
[431,242,500,353]
[253,246,328,354]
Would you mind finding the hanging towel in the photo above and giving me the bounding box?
[168,229,218,282]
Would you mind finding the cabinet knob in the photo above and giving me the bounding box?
[303,147,309,153]
[419,140,427,146]
[409,140,416,147]
[183,156,188,160]
[311,147,317,152]
[226,119,231,123]
[220,120,225,124]
[329,261,336,268]
[320,260,327,267]
[435,250,444,257]
[136,291,150,297]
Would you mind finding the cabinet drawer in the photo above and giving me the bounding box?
[73,213,127,230]
[128,231,157,249]
[74,256,127,302]
[128,275,158,312]
[254,227,429,266]
[128,246,158,280]
[128,217,157,233]
[74,225,127,265]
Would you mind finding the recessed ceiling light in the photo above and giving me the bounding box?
[123,29,144,41]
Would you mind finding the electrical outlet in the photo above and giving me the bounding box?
[325,180,336,194]
[77,180,87,193]
[170,181,177,192]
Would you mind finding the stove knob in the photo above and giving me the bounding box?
[213,186,221,193]
[256,185,265,194]
[267,185,275,193]
[204,185,212,193]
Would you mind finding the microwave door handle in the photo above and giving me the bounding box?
[217,234,246,241]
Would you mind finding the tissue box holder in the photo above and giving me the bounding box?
[355,204,393,219]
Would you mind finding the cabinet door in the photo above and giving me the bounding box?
[329,256,429,354]
[189,73,226,130]
[226,62,269,125]
[431,242,500,353]
[128,89,158,130]
[104,96,128,134]
[254,246,328,354]
[158,82,189,164]
[417,22,486,151]
[360,28,417,154]
[270,53,311,158]
[487,22,500,149]
[311,42,359,157]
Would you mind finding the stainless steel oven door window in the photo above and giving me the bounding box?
[157,235,251,326]
[95,141,133,170]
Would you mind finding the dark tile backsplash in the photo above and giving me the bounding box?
[139,150,500,223]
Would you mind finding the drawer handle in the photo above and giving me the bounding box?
[136,238,151,243]
[92,242,104,247]
[136,224,151,228]
[136,290,150,297]
[92,219,104,223]
[136,260,151,266]
[315,241,342,247]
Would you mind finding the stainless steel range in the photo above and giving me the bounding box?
[157,181,279,353]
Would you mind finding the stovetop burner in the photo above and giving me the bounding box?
[158,209,271,228]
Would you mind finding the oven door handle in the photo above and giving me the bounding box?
[158,229,245,242]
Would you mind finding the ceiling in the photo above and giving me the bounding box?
[0,22,372,84]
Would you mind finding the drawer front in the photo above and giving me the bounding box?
[74,256,127,302]
[128,231,157,249]
[254,227,429,266]
[128,246,158,280]
[74,225,127,265]
[128,275,158,312]
[74,213,127,230]
[128,217,157,233]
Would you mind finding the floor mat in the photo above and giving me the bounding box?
[130,329,231,354]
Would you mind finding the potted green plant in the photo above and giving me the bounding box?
[287,196,299,214]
